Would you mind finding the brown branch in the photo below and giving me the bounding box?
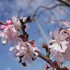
[35,50,69,70]
[0,20,4,25]
[58,0,70,7]
[35,50,53,67]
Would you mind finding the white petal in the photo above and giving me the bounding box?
[12,16,18,22]
[1,36,7,44]
[22,17,27,22]
[25,24,30,31]
[50,31,53,37]
[22,56,26,63]
[49,43,61,52]
[16,50,24,56]
[16,45,20,50]
[0,32,3,37]
[50,50,57,59]
[60,41,68,52]
[34,52,38,56]
[9,47,14,51]
[27,54,32,63]
[56,52,65,63]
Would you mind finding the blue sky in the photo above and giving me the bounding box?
[0,0,70,70]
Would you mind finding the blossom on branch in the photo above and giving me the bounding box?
[9,41,39,66]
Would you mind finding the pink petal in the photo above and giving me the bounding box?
[6,19,12,25]
[1,25,6,30]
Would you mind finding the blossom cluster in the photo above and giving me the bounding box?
[49,27,70,64]
[0,16,39,66]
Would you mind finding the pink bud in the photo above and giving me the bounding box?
[6,19,13,25]
[44,64,51,70]
[1,25,6,30]
[46,65,50,70]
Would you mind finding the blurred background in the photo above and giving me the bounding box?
[0,0,70,70]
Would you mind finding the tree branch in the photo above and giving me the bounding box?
[58,0,70,7]
[32,3,66,20]
[0,20,4,25]
[35,50,53,67]
[35,50,69,70]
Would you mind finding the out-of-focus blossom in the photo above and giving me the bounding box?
[9,41,39,64]
[0,25,22,45]
[6,19,13,25]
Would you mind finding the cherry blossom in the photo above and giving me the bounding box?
[49,28,70,63]
[9,41,39,65]
[0,24,22,45]
[49,28,69,52]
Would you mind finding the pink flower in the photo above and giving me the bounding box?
[1,24,7,30]
[49,29,69,52]
[0,25,22,45]
[49,28,70,63]
[6,19,13,25]
[1,19,13,30]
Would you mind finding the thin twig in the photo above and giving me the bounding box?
[0,21,4,25]
[35,50,53,67]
